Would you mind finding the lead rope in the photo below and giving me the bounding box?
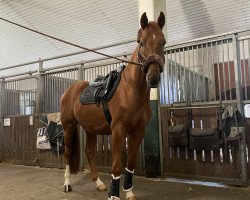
[0,17,142,66]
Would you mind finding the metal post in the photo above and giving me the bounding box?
[0,79,5,161]
[78,63,85,171]
[157,88,164,176]
[233,33,248,186]
[35,59,44,164]
[36,59,44,115]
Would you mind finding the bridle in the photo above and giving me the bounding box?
[137,48,164,74]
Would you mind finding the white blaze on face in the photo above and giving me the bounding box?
[153,34,156,40]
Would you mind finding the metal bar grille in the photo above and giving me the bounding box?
[239,38,250,101]
[160,38,236,105]
[42,68,78,113]
[3,78,37,117]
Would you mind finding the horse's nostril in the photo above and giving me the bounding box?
[151,79,158,86]
[147,75,160,88]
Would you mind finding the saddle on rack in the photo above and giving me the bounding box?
[80,65,125,105]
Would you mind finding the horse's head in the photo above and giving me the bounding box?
[137,12,166,88]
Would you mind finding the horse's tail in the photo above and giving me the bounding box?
[69,127,80,174]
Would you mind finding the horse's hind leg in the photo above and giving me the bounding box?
[85,132,107,191]
[63,123,79,192]
[64,165,72,192]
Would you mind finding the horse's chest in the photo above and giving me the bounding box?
[121,107,151,128]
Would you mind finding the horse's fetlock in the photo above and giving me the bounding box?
[123,168,134,191]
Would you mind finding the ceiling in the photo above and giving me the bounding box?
[1,0,250,76]
[166,0,250,43]
[0,0,139,76]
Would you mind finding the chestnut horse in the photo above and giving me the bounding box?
[60,12,166,200]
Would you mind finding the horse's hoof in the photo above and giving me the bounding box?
[97,183,108,191]
[108,197,120,200]
[64,185,72,192]
[127,196,136,200]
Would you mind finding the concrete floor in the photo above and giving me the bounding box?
[1,163,250,200]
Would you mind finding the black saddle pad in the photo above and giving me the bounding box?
[80,65,125,104]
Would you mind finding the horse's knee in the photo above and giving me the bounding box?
[112,163,122,177]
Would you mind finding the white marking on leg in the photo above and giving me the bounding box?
[95,177,105,187]
[125,188,135,199]
[108,196,120,200]
[64,165,71,186]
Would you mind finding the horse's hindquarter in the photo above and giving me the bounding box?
[61,81,111,135]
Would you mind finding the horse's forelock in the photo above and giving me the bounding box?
[143,22,165,42]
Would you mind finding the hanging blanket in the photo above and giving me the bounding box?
[39,112,64,156]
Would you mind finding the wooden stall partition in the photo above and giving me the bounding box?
[161,104,241,183]
[96,135,112,173]
[244,118,250,182]
[161,106,196,178]
[2,115,37,165]
[95,134,145,175]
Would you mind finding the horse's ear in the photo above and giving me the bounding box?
[157,12,165,29]
[140,12,148,29]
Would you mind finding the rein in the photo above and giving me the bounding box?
[0,17,164,73]
[0,17,141,66]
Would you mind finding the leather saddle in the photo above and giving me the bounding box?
[80,65,125,105]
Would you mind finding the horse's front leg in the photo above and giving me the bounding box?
[108,125,126,200]
[123,131,145,200]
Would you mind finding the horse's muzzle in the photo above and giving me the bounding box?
[138,51,164,88]
[146,73,161,88]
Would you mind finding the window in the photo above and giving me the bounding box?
[19,91,35,115]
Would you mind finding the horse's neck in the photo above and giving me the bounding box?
[121,51,150,100]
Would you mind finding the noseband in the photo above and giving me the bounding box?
[137,49,164,74]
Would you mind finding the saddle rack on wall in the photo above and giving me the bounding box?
[168,102,223,151]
